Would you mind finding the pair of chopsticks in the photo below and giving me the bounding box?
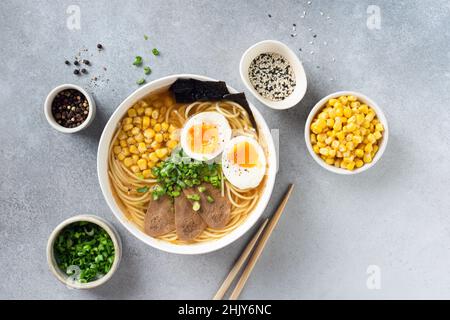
[213,184,295,300]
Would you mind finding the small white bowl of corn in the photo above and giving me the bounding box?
[305,91,388,174]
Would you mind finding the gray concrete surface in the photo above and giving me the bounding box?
[1,0,450,299]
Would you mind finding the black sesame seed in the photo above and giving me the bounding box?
[65,60,70,65]
[74,60,79,66]
[313,34,317,38]
[268,14,272,18]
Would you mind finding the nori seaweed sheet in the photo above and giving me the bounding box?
[169,78,258,131]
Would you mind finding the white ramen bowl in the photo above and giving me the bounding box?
[97,74,277,254]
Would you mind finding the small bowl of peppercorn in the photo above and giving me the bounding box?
[44,84,96,133]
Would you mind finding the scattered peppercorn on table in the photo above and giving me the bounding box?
[309,95,384,171]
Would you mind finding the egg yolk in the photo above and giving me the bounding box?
[187,123,219,155]
[228,141,259,168]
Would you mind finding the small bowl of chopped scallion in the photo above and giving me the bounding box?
[46,215,122,289]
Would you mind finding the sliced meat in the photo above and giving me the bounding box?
[184,184,231,229]
[174,190,207,241]
[144,195,175,237]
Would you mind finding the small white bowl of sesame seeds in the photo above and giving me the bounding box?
[240,40,307,110]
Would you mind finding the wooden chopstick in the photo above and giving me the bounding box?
[213,218,269,300]
[228,184,295,300]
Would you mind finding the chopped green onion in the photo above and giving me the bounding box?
[144,35,149,40]
[187,194,200,201]
[137,186,149,193]
[198,186,206,193]
[192,201,201,211]
[136,78,146,85]
[152,48,160,56]
[144,66,152,75]
[207,195,215,203]
[133,56,143,66]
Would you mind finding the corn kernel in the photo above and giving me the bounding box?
[130,127,140,136]
[328,98,338,106]
[319,148,329,156]
[355,159,364,168]
[166,140,178,149]
[149,152,159,162]
[117,153,126,161]
[317,142,326,148]
[129,145,138,154]
[137,159,148,170]
[346,161,355,171]
[151,110,159,120]
[132,154,139,163]
[138,142,147,153]
[122,147,130,156]
[130,165,140,173]
[348,95,357,102]
[120,140,127,148]
[355,149,364,158]
[334,159,342,167]
[359,104,369,114]
[326,118,335,128]
[127,108,137,117]
[318,112,328,120]
[155,133,163,143]
[142,169,152,178]
[133,117,142,126]
[352,135,362,144]
[310,134,317,144]
[339,96,349,105]
[127,137,136,145]
[135,133,144,143]
[168,124,177,133]
[150,119,157,126]
[123,157,133,167]
[154,123,162,132]
[313,145,320,154]
[325,136,333,145]
[150,141,161,149]
[144,107,153,116]
[144,128,155,139]
[374,131,382,140]
[311,123,322,134]
[317,134,327,142]
[376,123,384,132]
[155,148,168,159]
[137,107,145,116]
[161,122,169,132]
[123,123,133,131]
[336,131,345,141]
[142,116,150,129]
[113,146,122,155]
[367,133,376,144]
[331,140,340,149]
[363,153,372,163]
[343,107,352,118]
[329,149,336,157]
[147,160,156,168]
[325,158,335,165]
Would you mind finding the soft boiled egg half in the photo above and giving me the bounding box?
[222,136,267,189]
[181,112,232,161]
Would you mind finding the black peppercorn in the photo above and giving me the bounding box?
[74,60,79,66]
[73,69,80,75]
[97,43,103,49]
[83,59,90,65]
[65,60,70,65]
[81,68,87,74]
